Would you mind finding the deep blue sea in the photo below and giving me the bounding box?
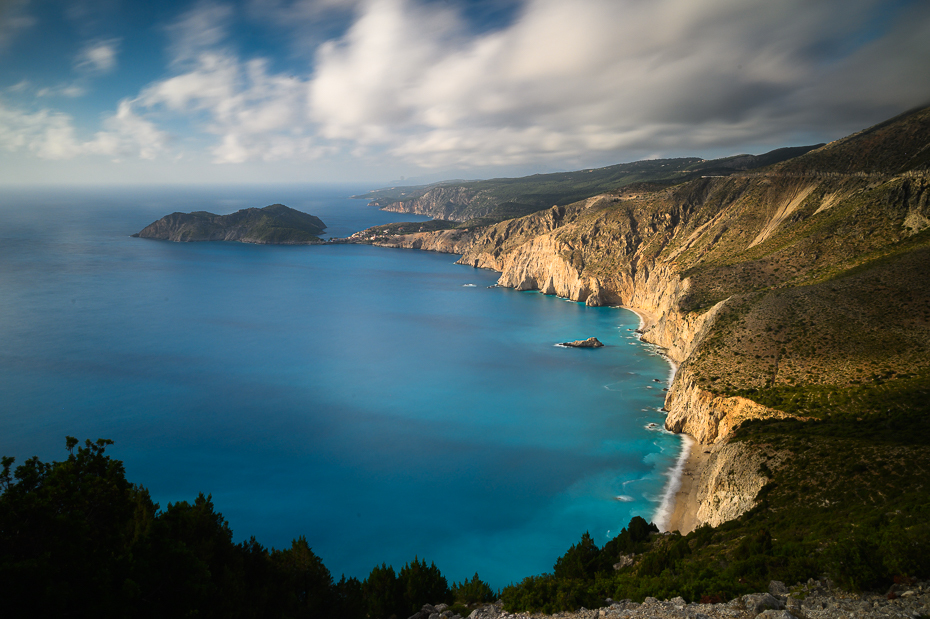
[0,184,680,589]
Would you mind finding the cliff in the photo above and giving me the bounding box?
[133,204,326,244]
[354,105,930,530]
[360,145,822,224]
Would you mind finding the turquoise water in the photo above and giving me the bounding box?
[0,184,679,589]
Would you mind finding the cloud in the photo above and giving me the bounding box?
[138,53,321,163]
[248,0,360,24]
[75,38,121,74]
[0,98,167,161]
[0,0,35,51]
[7,0,929,175]
[0,100,86,159]
[36,83,88,98]
[87,100,169,160]
[306,0,930,168]
[166,0,234,65]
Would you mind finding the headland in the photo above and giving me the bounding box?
[342,104,930,602]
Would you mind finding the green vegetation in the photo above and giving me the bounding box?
[7,435,926,617]
[357,145,821,224]
[500,413,930,612]
[356,219,461,237]
[0,438,495,619]
[133,203,327,244]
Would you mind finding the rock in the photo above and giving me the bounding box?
[561,337,604,348]
[669,596,686,607]
[612,553,635,569]
[756,611,797,619]
[742,592,784,613]
[408,604,437,619]
[768,580,788,596]
[585,290,604,306]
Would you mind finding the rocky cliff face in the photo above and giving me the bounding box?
[374,186,487,222]
[690,440,787,529]
[356,106,930,530]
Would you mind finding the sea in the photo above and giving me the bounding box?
[0,183,682,589]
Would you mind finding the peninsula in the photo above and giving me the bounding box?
[133,203,326,244]
[346,104,930,604]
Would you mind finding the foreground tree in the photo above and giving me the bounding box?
[0,437,156,616]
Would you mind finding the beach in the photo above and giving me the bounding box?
[621,304,705,535]
[664,441,709,534]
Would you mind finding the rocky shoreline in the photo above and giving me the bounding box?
[416,579,929,619]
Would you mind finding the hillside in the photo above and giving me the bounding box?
[359,104,930,433]
[353,145,821,225]
[133,203,326,244]
[348,105,930,607]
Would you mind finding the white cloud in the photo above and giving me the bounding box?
[6,0,929,177]
[306,0,930,168]
[167,1,235,65]
[0,98,167,161]
[248,0,361,24]
[36,83,87,98]
[139,53,318,163]
[75,38,121,74]
[0,101,83,159]
[87,100,169,160]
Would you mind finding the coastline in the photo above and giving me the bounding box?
[664,440,708,534]
[621,305,702,534]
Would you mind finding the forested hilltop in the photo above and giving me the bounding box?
[0,438,495,618]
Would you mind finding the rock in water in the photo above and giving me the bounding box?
[132,203,326,244]
[561,337,604,348]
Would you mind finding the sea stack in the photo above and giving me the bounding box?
[561,337,604,348]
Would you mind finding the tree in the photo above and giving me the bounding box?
[273,536,335,617]
[0,437,156,616]
[363,563,402,619]
[398,556,451,614]
[452,572,496,605]
[553,532,600,580]
[334,574,366,619]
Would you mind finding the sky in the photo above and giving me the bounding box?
[1,0,929,186]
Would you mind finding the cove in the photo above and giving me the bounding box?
[0,184,679,589]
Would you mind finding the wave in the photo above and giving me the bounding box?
[652,434,694,532]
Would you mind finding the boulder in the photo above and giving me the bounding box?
[768,580,788,596]
[742,592,785,614]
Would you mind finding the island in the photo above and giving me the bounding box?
[560,337,604,348]
[132,203,326,244]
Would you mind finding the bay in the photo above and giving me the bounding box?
[0,184,680,589]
